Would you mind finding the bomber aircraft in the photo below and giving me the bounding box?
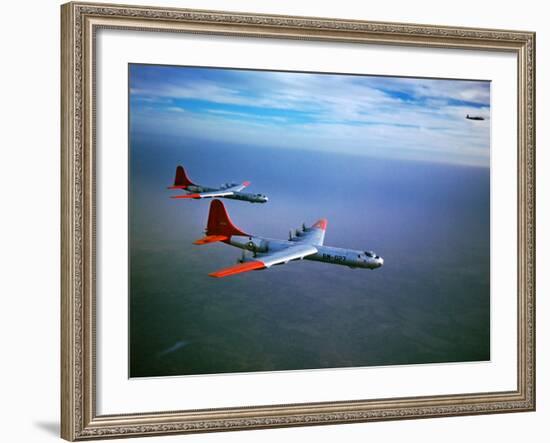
[465,114,485,121]
[194,199,384,278]
[168,165,268,203]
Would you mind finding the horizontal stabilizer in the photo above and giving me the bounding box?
[209,260,265,278]
[193,235,229,245]
[167,185,188,190]
[171,194,202,199]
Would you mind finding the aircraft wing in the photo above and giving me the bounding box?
[171,190,235,199]
[224,181,251,192]
[257,244,318,267]
[295,219,327,246]
[170,182,251,199]
[209,244,318,278]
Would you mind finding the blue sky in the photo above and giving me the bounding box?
[129,64,490,167]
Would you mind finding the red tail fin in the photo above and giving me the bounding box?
[207,199,248,237]
[194,200,248,244]
[168,165,195,189]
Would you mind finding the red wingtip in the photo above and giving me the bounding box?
[242,181,251,187]
[209,260,265,278]
[312,219,328,231]
[171,193,202,199]
[193,235,229,245]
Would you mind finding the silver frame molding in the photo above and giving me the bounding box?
[61,2,536,440]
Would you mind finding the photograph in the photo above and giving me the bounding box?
[57,2,537,439]
[128,64,491,378]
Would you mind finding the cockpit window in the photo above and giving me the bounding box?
[365,251,375,258]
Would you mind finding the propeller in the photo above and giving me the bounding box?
[289,230,293,241]
[302,222,307,231]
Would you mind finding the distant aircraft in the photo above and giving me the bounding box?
[194,199,384,278]
[168,166,268,203]
[466,114,485,121]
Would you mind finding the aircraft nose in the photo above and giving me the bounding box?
[378,257,384,267]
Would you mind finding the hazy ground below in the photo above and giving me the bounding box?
[129,134,490,377]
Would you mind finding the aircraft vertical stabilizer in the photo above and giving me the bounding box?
[194,200,249,244]
[168,165,195,189]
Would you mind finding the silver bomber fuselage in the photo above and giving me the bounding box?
[186,185,268,203]
[229,235,383,269]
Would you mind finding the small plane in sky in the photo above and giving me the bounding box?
[194,199,384,278]
[465,114,485,121]
[168,166,268,203]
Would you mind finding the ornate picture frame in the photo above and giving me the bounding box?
[61,2,535,440]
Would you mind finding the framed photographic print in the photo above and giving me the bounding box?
[61,1,536,440]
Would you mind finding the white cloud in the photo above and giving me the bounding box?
[130,69,490,167]
[132,103,490,167]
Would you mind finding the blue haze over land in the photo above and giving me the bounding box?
[129,65,490,377]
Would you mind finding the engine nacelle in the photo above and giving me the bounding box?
[244,237,268,253]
